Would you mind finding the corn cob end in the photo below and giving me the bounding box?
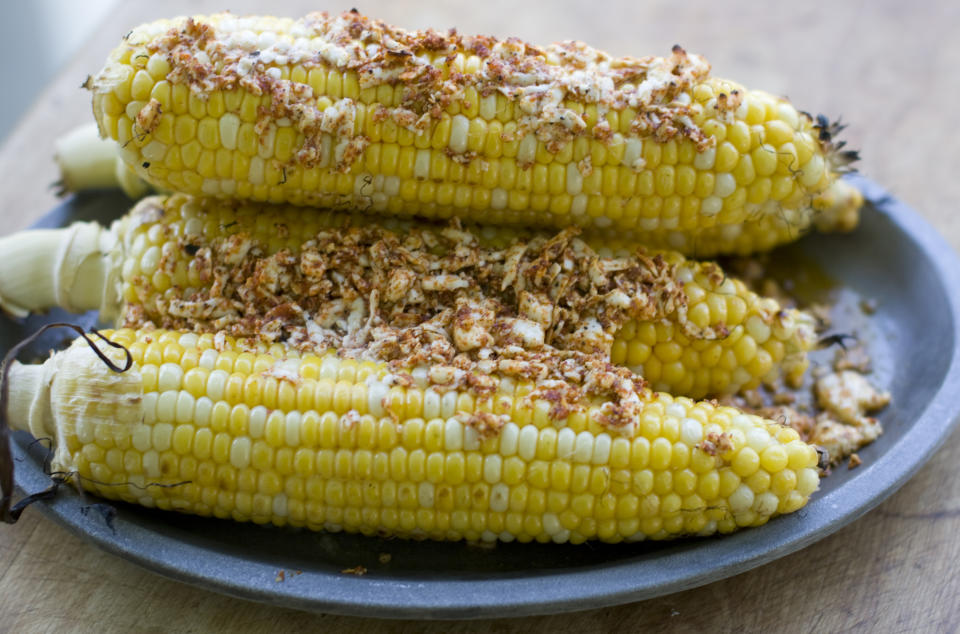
[88,12,856,255]
[813,179,863,234]
[6,328,821,543]
[55,123,153,198]
[0,221,122,320]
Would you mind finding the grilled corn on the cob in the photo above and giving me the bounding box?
[6,327,820,542]
[88,11,860,255]
[51,125,861,255]
[0,195,816,398]
[54,123,153,199]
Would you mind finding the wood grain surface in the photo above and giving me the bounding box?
[0,1,958,631]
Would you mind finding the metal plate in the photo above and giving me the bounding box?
[7,176,960,618]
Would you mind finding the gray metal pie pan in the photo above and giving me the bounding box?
[6,175,960,618]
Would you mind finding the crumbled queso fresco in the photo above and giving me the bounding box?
[122,201,716,432]
[94,11,714,173]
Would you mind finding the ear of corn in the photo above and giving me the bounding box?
[600,179,864,257]
[7,328,820,543]
[54,123,154,199]
[88,12,857,255]
[0,194,816,398]
[0,222,122,319]
[50,124,861,252]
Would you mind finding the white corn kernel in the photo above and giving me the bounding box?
[729,484,755,512]
[681,418,703,446]
[142,450,161,478]
[566,162,583,195]
[444,418,464,450]
[500,423,519,456]
[230,437,252,469]
[414,148,431,180]
[423,389,441,420]
[156,391,178,423]
[746,428,772,452]
[366,380,388,418]
[199,349,218,370]
[175,392,196,424]
[285,412,302,446]
[557,427,576,460]
[141,392,158,426]
[151,423,173,452]
[518,425,538,461]
[249,405,268,438]
[479,94,497,120]
[272,493,289,518]
[591,433,611,465]
[797,468,819,496]
[666,403,686,418]
[754,492,780,516]
[714,173,737,198]
[701,196,723,216]
[206,370,228,401]
[440,391,457,419]
[517,134,536,164]
[693,146,716,170]
[543,512,562,535]
[574,431,594,463]
[464,424,481,451]
[132,424,153,452]
[219,113,240,150]
[483,455,502,483]
[490,483,509,512]
[178,333,199,348]
[418,482,435,508]
[491,187,508,209]
[449,115,469,154]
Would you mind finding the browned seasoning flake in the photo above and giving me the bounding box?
[134,98,162,135]
[833,344,872,373]
[696,431,733,456]
[94,11,716,178]
[341,565,367,576]
[118,200,726,433]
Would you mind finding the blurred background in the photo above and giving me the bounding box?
[0,0,115,142]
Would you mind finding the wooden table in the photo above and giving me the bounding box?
[1,1,958,630]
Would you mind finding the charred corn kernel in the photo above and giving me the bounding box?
[8,328,819,542]
[1,195,815,400]
[87,12,857,255]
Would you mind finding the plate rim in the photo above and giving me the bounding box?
[10,176,960,619]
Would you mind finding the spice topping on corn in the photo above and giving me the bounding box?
[135,207,696,360]
[89,11,858,252]
[97,11,715,172]
[0,194,819,398]
[117,195,814,399]
[4,327,822,541]
[123,198,698,431]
